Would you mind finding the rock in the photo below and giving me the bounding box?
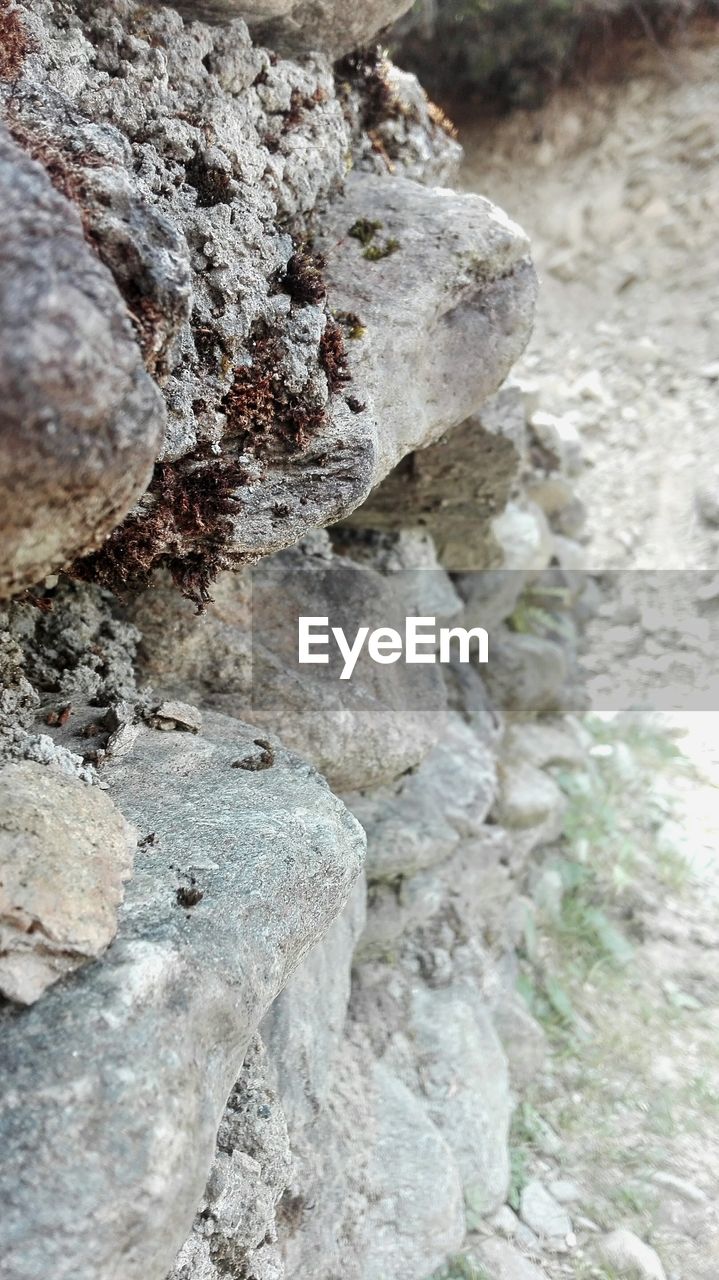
[386,984,511,1216]
[492,500,554,571]
[0,762,135,1004]
[503,720,584,769]
[493,760,565,833]
[475,1238,548,1280]
[519,1179,572,1241]
[492,991,548,1090]
[317,173,536,486]
[343,388,527,570]
[484,631,569,718]
[456,567,529,634]
[330,528,463,623]
[344,713,496,880]
[261,876,366,1130]
[357,870,443,961]
[360,1062,465,1280]
[595,1229,667,1280]
[0,711,365,1280]
[490,1204,521,1238]
[131,542,446,791]
[149,700,203,733]
[547,1178,583,1205]
[351,62,463,188]
[650,1171,707,1204]
[0,126,164,599]
[169,1037,292,1280]
[167,0,415,57]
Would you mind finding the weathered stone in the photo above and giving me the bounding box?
[484,631,569,718]
[503,719,584,769]
[0,711,365,1280]
[491,500,554,571]
[0,762,135,1004]
[384,983,512,1217]
[168,1038,292,1280]
[261,876,366,1130]
[595,1229,667,1280]
[165,0,415,57]
[343,387,527,569]
[493,759,566,833]
[344,712,497,880]
[475,1238,548,1280]
[359,1061,465,1280]
[131,540,446,791]
[492,990,548,1090]
[0,125,164,598]
[317,173,536,486]
[357,870,444,961]
[519,1179,573,1241]
[350,63,463,188]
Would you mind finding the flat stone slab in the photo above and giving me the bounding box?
[0,711,365,1280]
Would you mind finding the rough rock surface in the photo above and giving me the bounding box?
[344,712,497,880]
[0,711,364,1280]
[130,536,446,790]
[0,761,135,1003]
[318,172,536,486]
[0,125,165,598]
[596,1229,667,1280]
[344,386,528,569]
[165,0,415,58]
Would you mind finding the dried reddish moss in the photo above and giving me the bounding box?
[224,331,327,453]
[0,1,34,80]
[282,250,327,305]
[319,319,351,394]
[335,46,402,130]
[72,455,250,610]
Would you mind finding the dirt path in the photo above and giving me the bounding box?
[454,29,719,1280]
[460,29,719,572]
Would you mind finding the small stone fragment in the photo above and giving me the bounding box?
[0,761,134,1004]
[519,1179,573,1240]
[149,701,203,734]
[596,1228,667,1280]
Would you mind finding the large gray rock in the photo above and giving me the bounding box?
[344,387,527,570]
[0,710,365,1280]
[164,0,415,57]
[0,126,165,598]
[344,712,497,880]
[130,539,446,791]
[595,1229,667,1280]
[318,173,536,488]
[475,1238,548,1280]
[385,983,512,1216]
[0,762,135,1004]
[484,631,569,718]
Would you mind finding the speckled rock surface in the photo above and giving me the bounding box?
[163,0,415,58]
[0,761,135,1003]
[0,125,165,598]
[0,711,364,1280]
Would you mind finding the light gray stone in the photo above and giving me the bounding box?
[360,1062,465,1280]
[0,762,135,1004]
[595,1229,667,1280]
[261,876,367,1130]
[344,713,497,880]
[0,125,165,598]
[386,984,512,1216]
[503,720,584,770]
[475,1238,548,1280]
[357,870,444,961]
[484,631,570,718]
[493,760,566,833]
[519,1179,573,1241]
[492,991,548,1090]
[344,388,527,570]
[317,173,536,487]
[164,0,415,57]
[0,711,365,1280]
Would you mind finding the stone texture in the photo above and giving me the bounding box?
[596,1229,667,1280]
[130,537,446,791]
[344,712,497,880]
[0,761,135,1004]
[0,125,164,598]
[344,387,527,570]
[484,631,570,718]
[0,710,365,1280]
[165,0,415,58]
[168,1037,292,1280]
[493,759,566,833]
[519,1179,573,1241]
[385,983,512,1217]
[317,173,536,485]
[475,1238,548,1280]
[492,990,549,1090]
